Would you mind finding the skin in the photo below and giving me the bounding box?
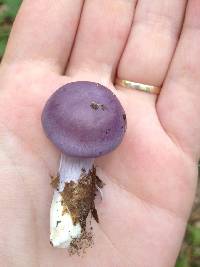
[0,0,199,266]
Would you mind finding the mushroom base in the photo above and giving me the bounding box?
[50,156,104,254]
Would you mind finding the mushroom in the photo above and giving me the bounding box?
[41,81,126,251]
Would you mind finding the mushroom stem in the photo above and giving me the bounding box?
[50,153,94,248]
[58,153,94,191]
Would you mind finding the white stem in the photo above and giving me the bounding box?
[58,153,94,191]
[50,153,94,248]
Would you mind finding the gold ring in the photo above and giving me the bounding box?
[115,78,161,95]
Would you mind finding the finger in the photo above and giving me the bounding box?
[2,0,84,73]
[66,0,137,81]
[157,0,200,160]
[117,0,187,87]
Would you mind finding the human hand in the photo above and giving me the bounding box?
[0,1,199,266]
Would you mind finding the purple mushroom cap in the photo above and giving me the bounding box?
[41,81,126,158]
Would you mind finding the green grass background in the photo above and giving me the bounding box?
[0,0,21,59]
[0,1,199,266]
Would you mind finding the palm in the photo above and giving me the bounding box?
[0,1,200,267]
[0,70,194,267]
